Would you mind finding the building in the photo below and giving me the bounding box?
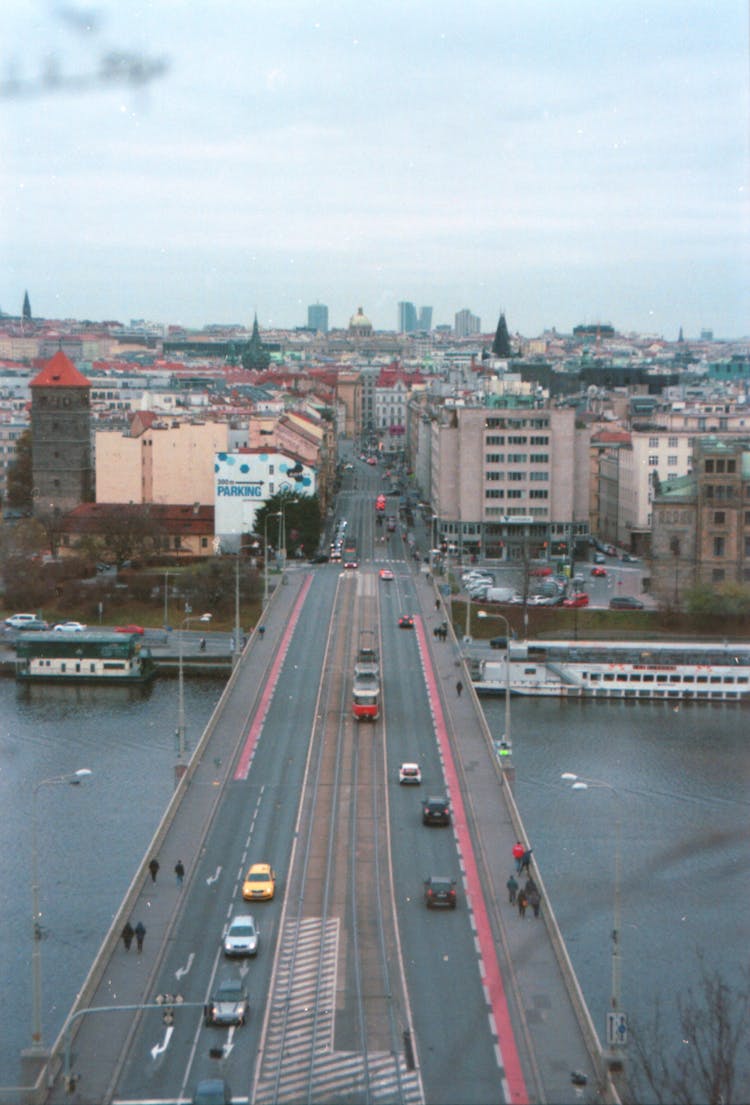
[214,448,317,547]
[30,350,94,513]
[429,400,589,561]
[398,302,418,334]
[454,309,481,338]
[650,437,750,604]
[307,303,329,333]
[418,306,433,332]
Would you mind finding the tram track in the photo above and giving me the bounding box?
[252,567,421,1104]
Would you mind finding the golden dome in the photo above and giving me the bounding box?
[349,306,372,333]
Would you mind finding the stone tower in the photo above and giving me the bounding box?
[30,349,93,512]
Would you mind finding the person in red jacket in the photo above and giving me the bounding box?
[512,840,525,873]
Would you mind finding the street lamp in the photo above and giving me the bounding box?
[279,498,298,570]
[561,772,624,1068]
[176,606,211,761]
[233,541,260,667]
[264,511,282,606]
[29,769,93,1056]
[477,610,512,760]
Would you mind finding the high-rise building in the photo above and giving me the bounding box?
[398,301,418,333]
[307,303,329,333]
[418,306,433,332]
[454,308,481,337]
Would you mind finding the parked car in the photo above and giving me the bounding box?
[620,553,639,563]
[489,636,508,650]
[5,613,39,629]
[609,595,645,610]
[115,624,145,635]
[204,979,249,1027]
[530,565,552,576]
[562,593,589,608]
[422,795,450,826]
[223,914,259,957]
[593,553,606,564]
[423,876,457,909]
[15,618,50,631]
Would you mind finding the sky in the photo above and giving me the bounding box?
[1,0,748,339]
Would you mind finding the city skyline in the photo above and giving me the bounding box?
[1,1,748,339]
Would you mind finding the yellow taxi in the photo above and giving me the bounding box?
[242,862,276,901]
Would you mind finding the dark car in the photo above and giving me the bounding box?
[398,614,414,629]
[204,978,249,1026]
[192,1079,233,1105]
[489,636,508,650]
[424,875,457,909]
[609,595,645,610]
[309,553,329,564]
[15,618,50,631]
[422,795,450,826]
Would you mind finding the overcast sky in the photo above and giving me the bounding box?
[1,1,747,339]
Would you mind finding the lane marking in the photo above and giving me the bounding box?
[234,575,313,780]
[175,953,194,980]
[149,1025,174,1061]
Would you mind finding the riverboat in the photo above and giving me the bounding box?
[15,631,156,684]
[470,639,750,702]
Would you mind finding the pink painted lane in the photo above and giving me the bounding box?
[234,574,313,780]
[414,615,528,1105]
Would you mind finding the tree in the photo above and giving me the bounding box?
[254,491,321,560]
[95,504,165,567]
[241,315,271,371]
[492,312,511,358]
[627,958,750,1105]
[6,429,33,508]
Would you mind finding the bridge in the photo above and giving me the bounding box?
[22,481,614,1105]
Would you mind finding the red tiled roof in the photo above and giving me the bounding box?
[30,350,91,389]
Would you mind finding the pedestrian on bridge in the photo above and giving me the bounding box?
[506,875,518,904]
[134,921,146,953]
[174,860,185,887]
[528,886,542,918]
[456,680,463,697]
[520,848,533,876]
[148,857,160,883]
[512,841,525,873]
[517,892,528,918]
[121,921,134,951]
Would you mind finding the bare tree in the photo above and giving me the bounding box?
[627,958,750,1105]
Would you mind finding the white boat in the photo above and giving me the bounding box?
[15,631,156,684]
[470,639,750,702]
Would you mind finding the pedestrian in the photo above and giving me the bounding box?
[512,840,525,874]
[134,921,146,953]
[199,637,206,651]
[506,875,518,904]
[258,625,265,640]
[148,857,160,883]
[517,892,527,918]
[174,860,185,887]
[121,921,134,951]
[520,848,533,875]
[523,876,537,898]
[456,680,463,697]
[435,598,440,611]
[528,887,542,918]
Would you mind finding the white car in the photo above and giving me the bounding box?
[53,621,87,633]
[223,914,259,957]
[5,613,39,629]
[399,762,422,785]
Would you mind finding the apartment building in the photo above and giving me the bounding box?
[430,400,589,560]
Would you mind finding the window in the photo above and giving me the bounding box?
[705,459,714,473]
[507,453,527,463]
[486,453,504,463]
[713,536,725,557]
[486,471,502,481]
[530,489,548,499]
[649,437,659,448]
[529,454,548,463]
[486,435,504,445]
[727,459,736,473]
[507,489,523,499]
[508,471,524,481]
[668,456,678,466]
[649,455,658,466]
[485,489,504,499]
[529,435,548,445]
[668,437,678,448]
[508,436,528,445]
[714,511,726,524]
[529,471,549,481]
[744,537,750,558]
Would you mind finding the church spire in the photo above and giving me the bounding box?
[22,290,31,320]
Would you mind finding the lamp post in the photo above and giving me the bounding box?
[561,772,624,1068]
[264,511,282,607]
[176,606,210,762]
[233,541,259,667]
[279,498,298,570]
[29,769,93,1056]
[477,610,512,761]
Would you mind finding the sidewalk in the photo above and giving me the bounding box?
[411,563,609,1105]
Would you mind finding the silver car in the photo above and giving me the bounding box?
[223,914,259,958]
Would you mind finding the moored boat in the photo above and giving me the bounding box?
[15,631,156,684]
[470,639,750,702]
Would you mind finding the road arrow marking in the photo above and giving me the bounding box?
[223,1026,236,1057]
[175,953,194,980]
[150,1025,174,1060]
[206,866,222,885]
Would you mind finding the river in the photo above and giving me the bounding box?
[1,678,748,1095]
[481,695,750,1093]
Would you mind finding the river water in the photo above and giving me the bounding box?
[481,695,750,1093]
[1,676,748,1095]
[0,674,226,1087]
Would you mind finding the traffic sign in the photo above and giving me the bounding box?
[607,1011,628,1047]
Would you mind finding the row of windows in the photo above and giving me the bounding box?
[582,671,748,685]
[485,489,547,500]
[486,453,550,465]
[485,419,550,431]
[648,456,680,466]
[705,458,737,473]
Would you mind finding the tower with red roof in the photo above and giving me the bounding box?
[30,350,93,512]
